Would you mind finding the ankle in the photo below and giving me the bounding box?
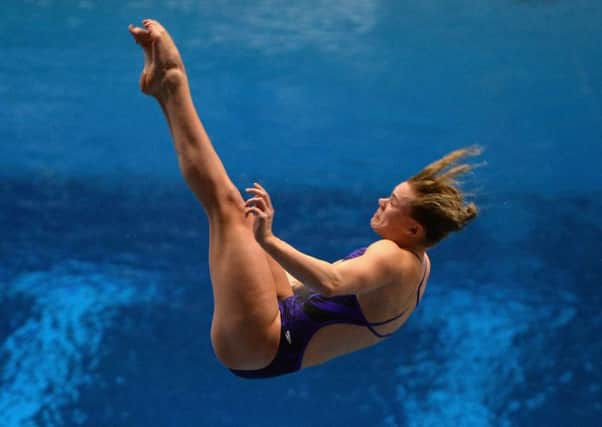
[154,68,188,101]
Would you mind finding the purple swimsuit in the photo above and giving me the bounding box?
[229,247,428,379]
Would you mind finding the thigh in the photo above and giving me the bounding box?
[207,188,289,310]
[265,251,294,300]
[208,217,279,323]
[208,216,285,367]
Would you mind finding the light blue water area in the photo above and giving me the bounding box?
[1,1,601,426]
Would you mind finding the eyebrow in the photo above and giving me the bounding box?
[391,192,410,207]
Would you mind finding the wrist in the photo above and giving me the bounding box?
[259,233,278,250]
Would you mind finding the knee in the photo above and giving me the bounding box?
[180,165,243,210]
[217,185,245,210]
[197,183,245,219]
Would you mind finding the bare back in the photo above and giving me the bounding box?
[285,250,430,369]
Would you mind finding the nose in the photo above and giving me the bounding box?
[378,197,388,206]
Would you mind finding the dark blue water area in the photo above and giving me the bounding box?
[2,0,602,426]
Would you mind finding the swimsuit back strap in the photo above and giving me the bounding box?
[363,253,428,336]
[365,309,408,326]
[364,324,395,338]
[363,309,408,338]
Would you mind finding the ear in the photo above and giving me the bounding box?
[408,220,424,237]
[404,225,418,237]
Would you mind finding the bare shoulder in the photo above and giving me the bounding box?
[365,239,402,253]
[364,239,412,263]
[329,240,418,295]
[365,240,425,279]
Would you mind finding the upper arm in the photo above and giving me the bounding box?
[326,240,409,296]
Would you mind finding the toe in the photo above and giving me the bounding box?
[149,19,164,29]
[146,22,161,37]
[129,24,143,35]
[129,25,151,44]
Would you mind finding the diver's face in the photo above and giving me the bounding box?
[370,182,417,239]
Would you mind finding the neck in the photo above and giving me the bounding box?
[389,239,426,261]
[405,246,425,261]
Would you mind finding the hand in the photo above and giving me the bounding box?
[244,182,275,244]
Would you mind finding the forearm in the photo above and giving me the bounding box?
[261,236,339,295]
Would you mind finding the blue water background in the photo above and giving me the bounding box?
[1,1,601,426]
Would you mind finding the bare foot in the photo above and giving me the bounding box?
[128,19,186,98]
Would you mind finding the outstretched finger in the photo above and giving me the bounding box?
[245,187,264,196]
[253,182,273,209]
[245,196,268,211]
[245,187,270,207]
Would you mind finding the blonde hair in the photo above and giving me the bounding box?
[408,146,484,247]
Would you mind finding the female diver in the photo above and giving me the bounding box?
[128,19,482,379]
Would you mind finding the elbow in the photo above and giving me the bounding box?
[321,272,342,297]
[320,283,335,297]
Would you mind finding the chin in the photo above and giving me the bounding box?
[369,221,379,234]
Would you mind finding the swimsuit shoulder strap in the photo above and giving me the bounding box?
[339,246,428,337]
[415,253,429,308]
[342,246,368,260]
[361,252,429,337]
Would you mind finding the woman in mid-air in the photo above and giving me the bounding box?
[128,19,482,379]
